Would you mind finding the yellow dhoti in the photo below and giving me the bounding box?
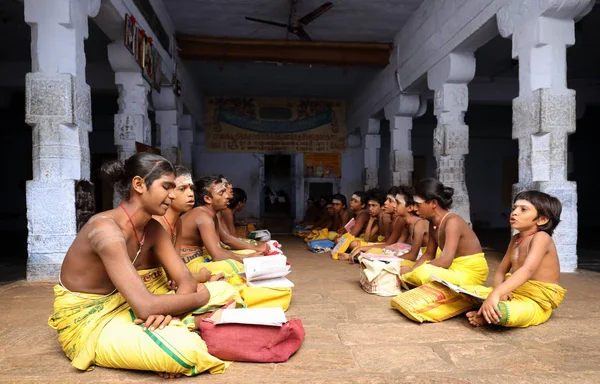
[402,252,489,287]
[463,276,566,327]
[48,267,241,376]
[181,245,292,311]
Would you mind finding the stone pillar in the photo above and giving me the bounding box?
[427,52,476,225]
[363,118,380,190]
[153,87,179,164]
[23,0,100,281]
[384,94,426,186]
[107,42,151,162]
[497,0,593,272]
[178,114,194,171]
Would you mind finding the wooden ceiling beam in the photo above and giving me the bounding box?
[176,35,391,67]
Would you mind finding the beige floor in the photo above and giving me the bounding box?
[1,236,600,383]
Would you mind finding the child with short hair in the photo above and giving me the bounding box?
[466,190,566,327]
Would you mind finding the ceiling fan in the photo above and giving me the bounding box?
[245,1,333,41]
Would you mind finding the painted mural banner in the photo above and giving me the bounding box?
[205,97,346,153]
[304,153,341,178]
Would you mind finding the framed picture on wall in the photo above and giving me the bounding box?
[135,27,145,67]
[152,47,162,92]
[124,14,135,54]
[142,37,154,85]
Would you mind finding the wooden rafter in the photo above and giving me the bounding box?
[176,35,391,67]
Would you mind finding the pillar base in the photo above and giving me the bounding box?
[26,179,77,282]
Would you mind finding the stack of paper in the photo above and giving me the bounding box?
[243,255,294,288]
[382,242,412,257]
[209,307,288,327]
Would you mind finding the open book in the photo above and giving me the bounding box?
[207,307,287,327]
[430,274,486,302]
[242,255,294,288]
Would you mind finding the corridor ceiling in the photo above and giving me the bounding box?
[164,0,424,42]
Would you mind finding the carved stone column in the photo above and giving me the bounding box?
[153,87,179,164]
[427,52,476,224]
[107,42,151,162]
[363,118,380,190]
[497,0,594,272]
[384,94,426,186]
[23,0,100,281]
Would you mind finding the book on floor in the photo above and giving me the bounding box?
[207,307,288,327]
[242,255,294,288]
[429,274,486,302]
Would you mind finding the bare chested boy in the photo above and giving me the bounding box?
[401,178,488,287]
[344,187,407,261]
[180,175,261,268]
[216,182,268,253]
[49,153,236,378]
[466,190,566,328]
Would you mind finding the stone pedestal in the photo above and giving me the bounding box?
[498,0,593,272]
[384,94,425,186]
[23,0,100,281]
[363,118,380,190]
[427,52,476,224]
[108,43,151,162]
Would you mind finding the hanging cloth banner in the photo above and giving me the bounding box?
[205,97,346,153]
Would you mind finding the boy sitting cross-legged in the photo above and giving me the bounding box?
[466,190,566,328]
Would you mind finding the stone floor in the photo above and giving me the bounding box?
[1,235,600,383]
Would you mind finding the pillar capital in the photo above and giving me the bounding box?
[383,93,426,120]
[497,0,593,39]
[107,42,140,73]
[25,0,100,80]
[427,52,475,91]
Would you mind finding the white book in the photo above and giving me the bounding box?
[211,307,287,327]
[243,255,294,288]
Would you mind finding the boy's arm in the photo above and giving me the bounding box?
[151,219,197,295]
[478,233,551,324]
[90,218,209,320]
[350,212,369,237]
[410,222,437,269]
[197,214,245,263]
[493,236,516,288]
[429,217,460,268]
[221,210,237,237]
[403,220,428,261]
[218,223,265,253]
[383,217,406,245]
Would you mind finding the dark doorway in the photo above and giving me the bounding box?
[263,154,293,217]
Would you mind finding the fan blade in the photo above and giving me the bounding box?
[294,28,312,41]
[245,17,289,29]
[298,2,333,26]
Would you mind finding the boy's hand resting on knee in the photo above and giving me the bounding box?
[134,314,173,331]
[478,292,502,324]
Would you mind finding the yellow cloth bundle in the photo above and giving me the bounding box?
[402,252,489,287]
